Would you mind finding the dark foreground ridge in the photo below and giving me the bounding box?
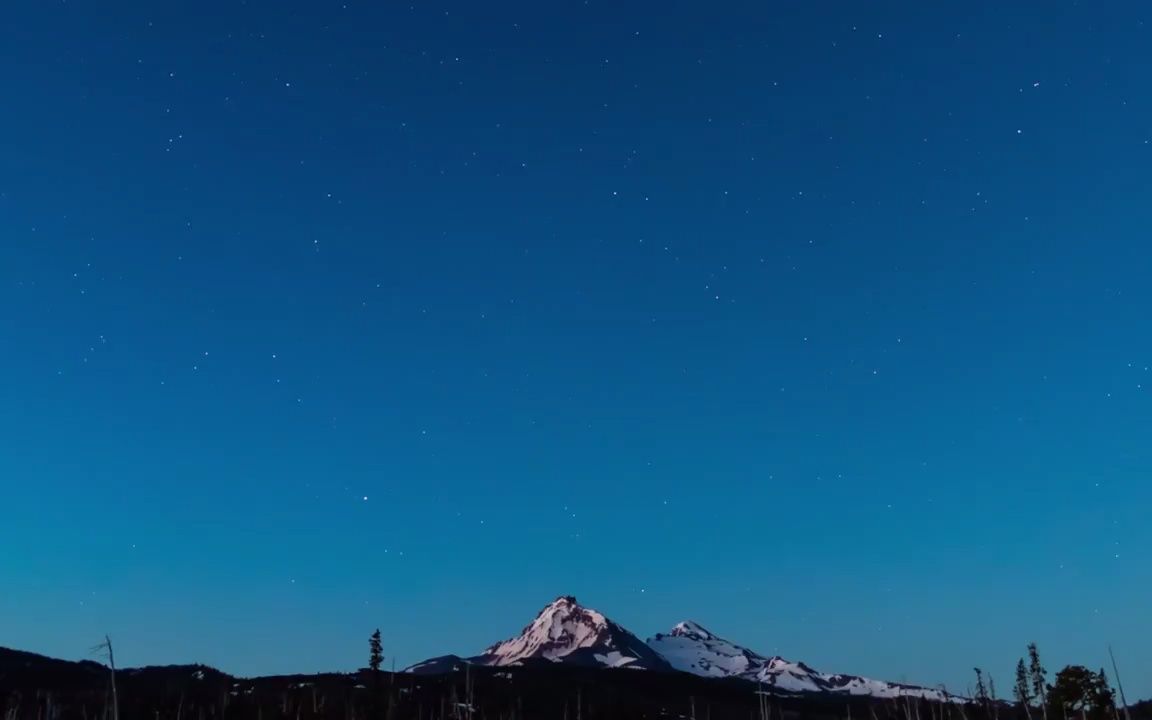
[2,646,1150,720]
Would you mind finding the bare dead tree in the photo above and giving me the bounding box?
[466,664,474,718]
[91,637,120,720]
[1108,647,1132,720]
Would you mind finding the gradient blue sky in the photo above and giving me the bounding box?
[2,0,1150,699]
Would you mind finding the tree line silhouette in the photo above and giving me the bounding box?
[0,632,1145,720]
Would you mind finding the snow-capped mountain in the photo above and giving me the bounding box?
[475,596,670,670]
[647,621,956,702]
[405,596,670,673]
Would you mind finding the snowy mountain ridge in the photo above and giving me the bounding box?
[405,596,958,702]
[648,620,958,702]
[647,621,769,678]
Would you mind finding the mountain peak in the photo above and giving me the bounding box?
[476,597,670,670]
[648,622,767,678]
[670,621,716,640]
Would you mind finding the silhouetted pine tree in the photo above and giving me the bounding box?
[1028,644,1049,720]
[369,630,384,720]
[369,630,384,673]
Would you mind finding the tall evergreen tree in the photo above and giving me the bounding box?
[368,629,385,720]
[369,629,384,672]
[1028,644,1049,720]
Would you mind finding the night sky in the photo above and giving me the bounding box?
[2,0,1151,699]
